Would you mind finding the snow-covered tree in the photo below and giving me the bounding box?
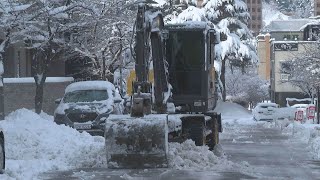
[65,0,136,82]
[226,65,269,107]
[14,0,91,114]
[0,0,32,118]
[273,0,312,18]
[169,0,258,100]
[281,43,320,97]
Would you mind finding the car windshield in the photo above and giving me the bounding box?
[63,90,108,103]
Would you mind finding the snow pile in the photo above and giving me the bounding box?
[0,109,106,180]
[169,140,219,170]
[263,2,289,27]
[168,140,255,174]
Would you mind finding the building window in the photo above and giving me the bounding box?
[280,61,292,77]
[280,74,290,81]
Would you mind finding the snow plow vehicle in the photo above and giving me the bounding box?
[104,3,222,168]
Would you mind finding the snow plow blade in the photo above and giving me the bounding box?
[105,115,168,168]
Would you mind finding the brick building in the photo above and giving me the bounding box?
[245,0,263,36]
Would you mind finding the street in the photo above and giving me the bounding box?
[41,117,320,180]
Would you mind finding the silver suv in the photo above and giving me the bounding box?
[54,80,122,136]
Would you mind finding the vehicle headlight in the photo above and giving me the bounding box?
[54,113,65,122]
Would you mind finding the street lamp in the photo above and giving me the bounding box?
[317,85,320,124]
[314,82,320,124]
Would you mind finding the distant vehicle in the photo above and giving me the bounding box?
[291,104,309,120]
[54,80,122,136]
[0,128,4,173]
[253,103,279,121]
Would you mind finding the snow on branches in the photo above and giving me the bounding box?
[169,0,257,71]
[281,42,320,97]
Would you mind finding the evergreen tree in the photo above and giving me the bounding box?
[169,0,258,100]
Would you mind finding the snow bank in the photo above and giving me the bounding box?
[280,121,320,160]
[0,108,255,179]
[214,101,251,117]
[0,109,106,180]
[168,140,255,174]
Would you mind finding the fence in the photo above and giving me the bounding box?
[3,77,74,116]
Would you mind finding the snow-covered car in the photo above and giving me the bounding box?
[252,103,279,121]
[54,81,122,136]
[0,128,5,174]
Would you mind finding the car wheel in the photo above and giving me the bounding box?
[0,137,5,174]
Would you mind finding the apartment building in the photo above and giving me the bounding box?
[258,19,320,106]
[245,0,263,36]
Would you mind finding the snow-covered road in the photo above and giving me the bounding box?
[43,116,320,179]
[221,119,320,179]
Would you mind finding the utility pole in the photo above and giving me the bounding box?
[317,85,320,124]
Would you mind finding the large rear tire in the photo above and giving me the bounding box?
[0,137,5,174]
[208,117,219,150]
[188,121,206,146]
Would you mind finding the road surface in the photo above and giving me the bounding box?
[41,118,320,180]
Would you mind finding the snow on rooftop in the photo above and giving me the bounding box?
[65,80,115,93]
[264,19,314,32]
[3,77,74,84]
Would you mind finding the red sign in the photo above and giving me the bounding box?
[295,110,304,121]
[307,105,316,119]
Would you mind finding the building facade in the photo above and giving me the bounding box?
[257,34,271,80]
[245,0,263,36]
[258,19,320,106]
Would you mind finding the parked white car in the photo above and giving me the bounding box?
[54,80,123,136]
[253,103,279,121]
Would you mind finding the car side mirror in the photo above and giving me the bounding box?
[55,98,62,104]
